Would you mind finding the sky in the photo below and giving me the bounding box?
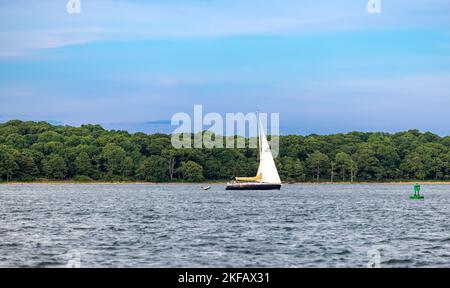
[0,0,450,135]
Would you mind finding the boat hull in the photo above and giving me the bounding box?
[226,183,282,190]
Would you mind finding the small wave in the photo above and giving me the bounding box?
[142,214,160,220]
[383,258,414,265]
[0,243,22,248]
[72,226,96,230]
[334,249,352,255]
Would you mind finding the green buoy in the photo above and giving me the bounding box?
[410,183,424,200]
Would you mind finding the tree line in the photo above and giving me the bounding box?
[0,120,449,182]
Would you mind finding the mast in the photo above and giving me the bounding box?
[257,111,262,177]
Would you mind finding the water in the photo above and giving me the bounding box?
[1,184,449,268]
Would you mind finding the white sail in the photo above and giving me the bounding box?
[234,115,281,185]
[256,118,281,184]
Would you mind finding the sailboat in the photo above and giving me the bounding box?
[226,117,282,190]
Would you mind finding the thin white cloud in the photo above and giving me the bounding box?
[1,0,450,57]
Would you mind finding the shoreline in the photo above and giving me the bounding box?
[1,181,450,185]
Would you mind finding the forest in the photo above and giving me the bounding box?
[0,120,449,183]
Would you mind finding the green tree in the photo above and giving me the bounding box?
[278,157,305,181]
[122,156,135,178]
[162,149,177,180]
[75,152,93,176]
[204,159,222,180]
[101,143,126,176]
[444,151,450,180]
[0,146,18,181]
[177,161,204,182]
[42,155,68,179]
[335,152,356,182]
[330,161,336,182]
[401,143,448,180]
[401,152,426,180]
[147,137,171,155]
[15,150,39,180]
[137,155,169,182]
[354,145,383,181]
[306,151,329,181]
[37,131,64,143]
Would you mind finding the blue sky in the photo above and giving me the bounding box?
[1,0,450,135]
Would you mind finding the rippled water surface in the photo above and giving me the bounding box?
[1,184,450,267]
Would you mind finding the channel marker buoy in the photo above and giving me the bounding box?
[410,183,424,200]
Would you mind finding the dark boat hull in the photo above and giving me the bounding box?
[226,183,282,190]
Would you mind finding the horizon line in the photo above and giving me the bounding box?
[0,119,447,138]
